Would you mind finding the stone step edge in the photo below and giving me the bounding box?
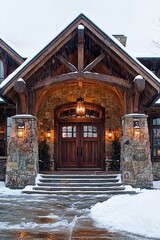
[37,182,123,186]
[39,178,119,181]
[40,174,118,178]
[33,186,125,190]
[23,189,136,195]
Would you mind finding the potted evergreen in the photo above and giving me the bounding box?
[110,136,121,171]
[38,139,50,171]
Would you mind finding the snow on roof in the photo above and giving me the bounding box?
[0,97,5,102]
[0,14,160,91]
[155,98,160,104]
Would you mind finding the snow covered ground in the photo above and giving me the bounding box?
[90,181,160,239]
[0,180,160,239]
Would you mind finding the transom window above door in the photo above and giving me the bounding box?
[60,108,100,119]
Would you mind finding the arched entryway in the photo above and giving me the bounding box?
[54,102,105,170]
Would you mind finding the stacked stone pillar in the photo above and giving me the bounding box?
[121,114,153,188]
[5,115,38,189]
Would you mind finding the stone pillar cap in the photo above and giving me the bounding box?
[12,114,37,120]
[123,113,148,119]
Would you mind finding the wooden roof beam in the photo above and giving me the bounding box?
[84,52,106,71]
[57,54,77,72]
[32,72,132,91]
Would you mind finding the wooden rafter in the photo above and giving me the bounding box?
[84,52,106,71]
[85,30,136,77]
[84,27,160,91]
[57,54,77,72]
[78,28,84,71]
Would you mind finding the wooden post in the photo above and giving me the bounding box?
[78,27,84,71]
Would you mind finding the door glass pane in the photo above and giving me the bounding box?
[62,132,67,138]
[83,132,87,137]
[93,133,97,137]
[88,126,92,132]
[68,126,72,132]
[88,132,92,137]
[84,126,87,131]
[68,132,72,137]
[62,126,76,138]
[83,125,97,138]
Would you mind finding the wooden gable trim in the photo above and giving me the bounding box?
[0,39,24,65]
[145,92,160,107]
[79,17,160,91]
[1,14,160,97]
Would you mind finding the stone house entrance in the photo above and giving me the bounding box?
[0,14,159,188]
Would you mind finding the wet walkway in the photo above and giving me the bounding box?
[0,194,154,239]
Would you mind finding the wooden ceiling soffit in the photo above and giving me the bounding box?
[33,72,131,91]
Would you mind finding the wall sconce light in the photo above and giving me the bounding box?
[46,128,51,139]
[105,129,113,141]
[17,123,25,138]
[76,97,85,116]
[133,120,140,139]
[0,127,4,135]
[108,129,113,140]
[134,128,140,140]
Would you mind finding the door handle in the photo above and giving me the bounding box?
[81,147,82,156]
[77,147,79,156]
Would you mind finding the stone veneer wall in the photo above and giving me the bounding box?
[0,157,7,181]
[121,114,153,188]
[36,85,123,168]
[5,115,38,189]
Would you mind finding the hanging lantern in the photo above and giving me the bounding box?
[76,97,85,116]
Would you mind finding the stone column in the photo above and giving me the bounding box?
[121,114,153,188]
[5,115,38,189]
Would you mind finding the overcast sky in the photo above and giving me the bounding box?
[0,0,160,58]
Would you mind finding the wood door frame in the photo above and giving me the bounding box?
[54,102,105,170]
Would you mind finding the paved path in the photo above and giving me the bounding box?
[0,194,153,239]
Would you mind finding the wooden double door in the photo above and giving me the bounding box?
[58,121,104,169]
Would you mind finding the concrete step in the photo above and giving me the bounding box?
[23,173,136,195]
[33,186,125,191]
[40,174,118,179]
[39,178,119,183]
[23,189,136,195]
[37,182,123,187]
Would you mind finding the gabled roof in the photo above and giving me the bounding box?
[0,14,160,95]
[0,37,24,65]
